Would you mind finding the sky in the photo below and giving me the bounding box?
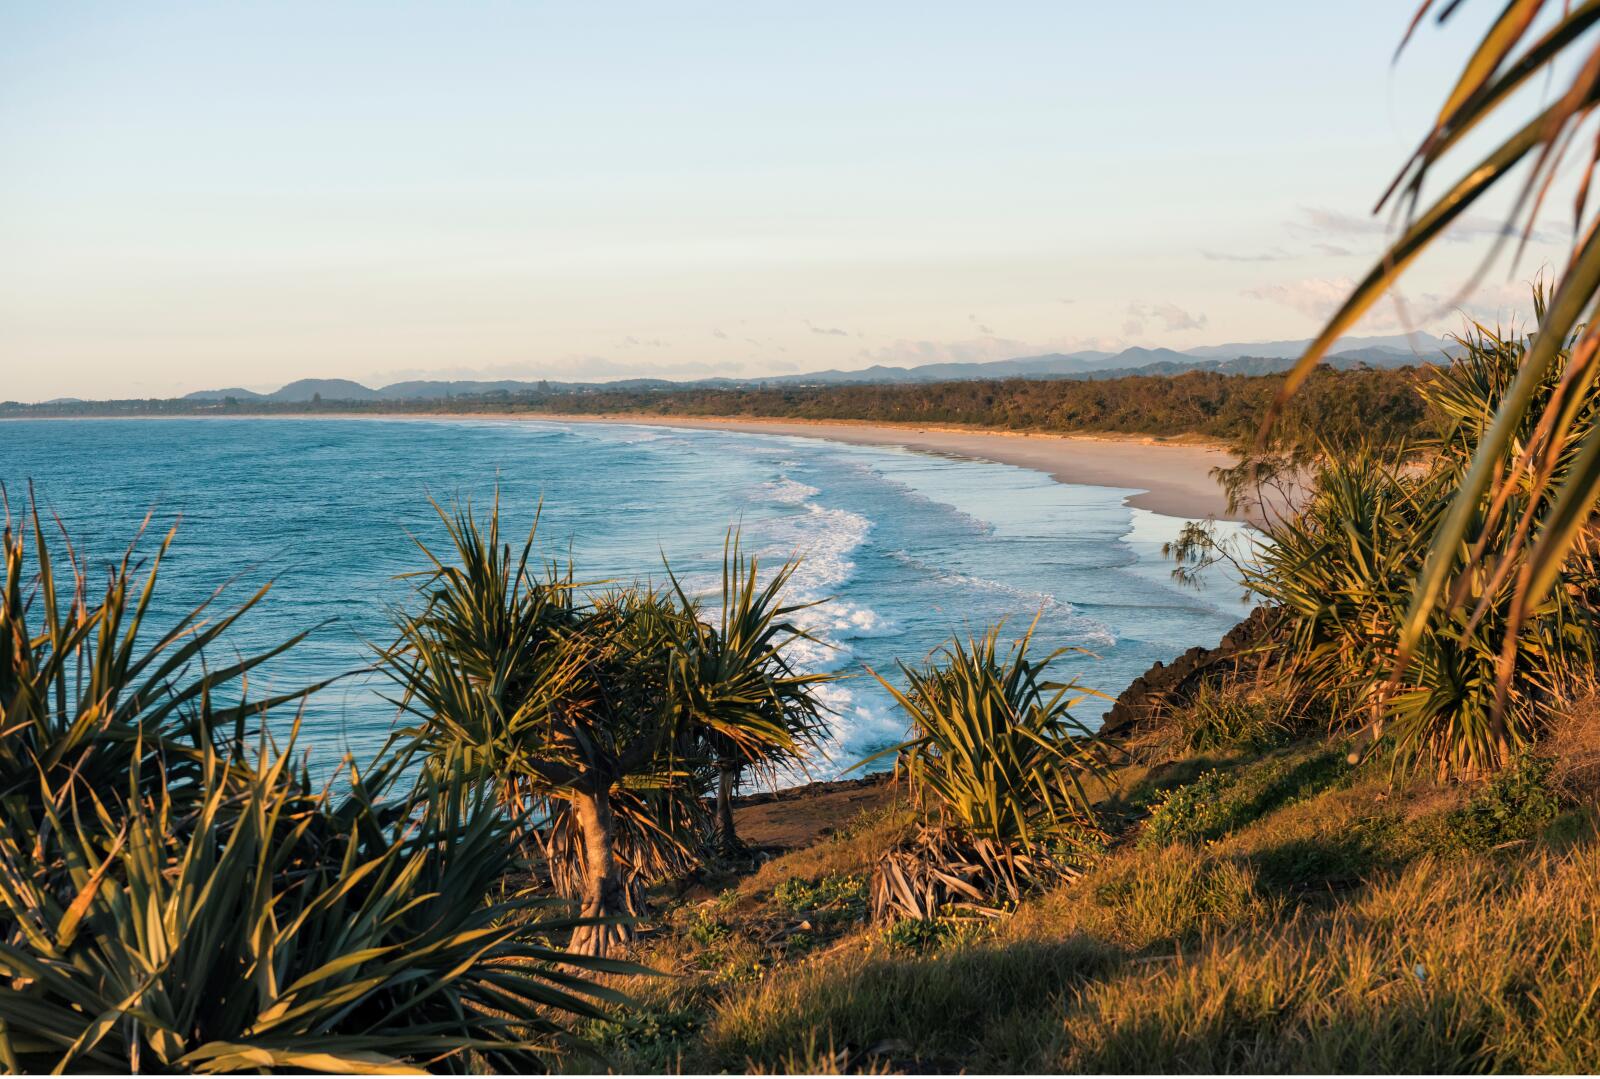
[0,2,1583,400]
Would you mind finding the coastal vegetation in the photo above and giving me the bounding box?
[0,364,1432,457]
[13,6,1600,1074]
[383,504,830,956]
[0,498,632,1073]
[9,295,1600,1069]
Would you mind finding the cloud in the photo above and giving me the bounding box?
[1295,206,1561,246]
[1242,275,1543,333]
[1242,277,1357,322]
[803,318,851,337]
[857,333,1123,367]
[711,328,727,339]
[1202,247,1292,263]
[1123,301,1207,337]
[1313,242,1353,257]
[368,355,746,383]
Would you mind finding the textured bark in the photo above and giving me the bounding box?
[714,762,742,853]
[566,787,633,958]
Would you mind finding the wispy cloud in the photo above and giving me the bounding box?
[1242,275,1543,333]
[1123,301,1207,337]
[856,333,1122,367]
[804,318,850,336]
[1201,247,1292,263]
[1242,276,1357,322]
[1294,206,1562,246]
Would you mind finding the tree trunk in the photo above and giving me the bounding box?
[566,786,634,958]
[715,761,742,853]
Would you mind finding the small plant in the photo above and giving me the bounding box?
[584,1004,704,1072]
[1443,756,1563,851]
[715,957,766,986]
[1139,769,1238,848]
[1140,752,1354,849]
[688,909,732,946]
[862,622,1110,920]
[1179,679,1295,751]
[773,873,869,919]
[881,917,965,954]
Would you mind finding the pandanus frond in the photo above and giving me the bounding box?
[1269,3,1600,765]
[665,531,833,777]
[864,621,1107,850]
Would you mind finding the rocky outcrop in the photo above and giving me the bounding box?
[1098,605,1280,741]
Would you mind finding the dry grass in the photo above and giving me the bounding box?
[1545,690,1600,801]
[571,715,1600,1073]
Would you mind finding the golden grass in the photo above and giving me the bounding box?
[576,725,1600,1073]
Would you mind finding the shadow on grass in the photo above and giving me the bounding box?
[699,935,1121,1072]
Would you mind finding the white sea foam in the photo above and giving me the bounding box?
[884,548,1119,650]
[761,477,821,505]
[742,473,906,763]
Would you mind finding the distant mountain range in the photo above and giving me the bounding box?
[181,332,1453,404]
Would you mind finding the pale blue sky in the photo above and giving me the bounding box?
[0,2,1573,399]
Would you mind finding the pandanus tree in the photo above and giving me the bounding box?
[1270,2,1600,770]
[861,621,1110,921]
[1240,317,1600,774]
[386,503,837,953]
[0,488,321,829]
[668,535,833,854]
[0,495,628,1073]
[383,501,687,956]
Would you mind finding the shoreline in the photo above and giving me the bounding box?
[17,411,1244,523]
[530,413,1242,523]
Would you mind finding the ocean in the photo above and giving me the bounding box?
[0,417,1251,778]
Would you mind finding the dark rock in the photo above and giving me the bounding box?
[1099,605,1281,741]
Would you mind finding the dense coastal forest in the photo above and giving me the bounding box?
[1,364,1431,453]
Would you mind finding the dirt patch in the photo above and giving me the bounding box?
[732,773,895,851]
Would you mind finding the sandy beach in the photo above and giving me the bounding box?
[529,414,1243,523]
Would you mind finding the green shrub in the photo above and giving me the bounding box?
[1178,680,1295,751]
[689,909,733,946]
[882,917,966,954]
[1139,752,1353,849]
[1139,769,1239,847]
[772,873,869,919]
[1443,756,1562,850]
[584,1004,704,1072]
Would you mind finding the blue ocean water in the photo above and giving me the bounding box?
[0,417,1250,778]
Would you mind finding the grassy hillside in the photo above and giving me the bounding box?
[581,695,1600,1073]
